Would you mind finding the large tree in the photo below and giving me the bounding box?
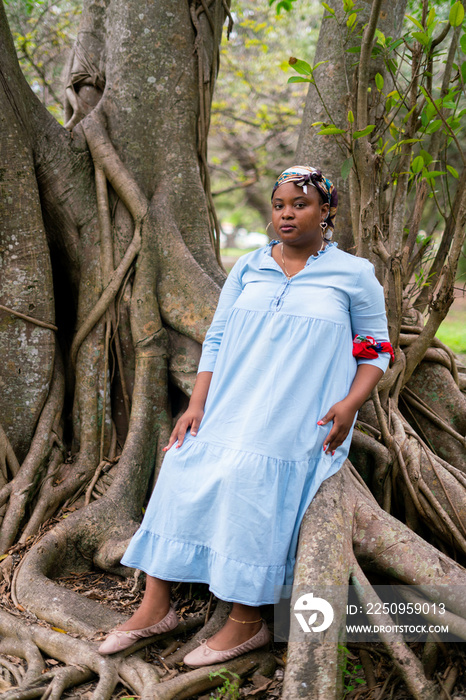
[0,1,465,699]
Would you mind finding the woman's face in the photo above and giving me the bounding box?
[271,182,330,248]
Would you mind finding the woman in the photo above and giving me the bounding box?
[98,166,393,666]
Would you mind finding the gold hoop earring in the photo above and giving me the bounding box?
[266,221,274,236]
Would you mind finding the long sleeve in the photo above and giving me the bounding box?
[350,261,391,373]
[197,257,246,373]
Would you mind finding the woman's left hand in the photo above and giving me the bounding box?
[317,399,358,455]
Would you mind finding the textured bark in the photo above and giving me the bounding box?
[0,6,55,462]
[283,467,353,699]
[405,362,466,472]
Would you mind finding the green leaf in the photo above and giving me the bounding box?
[402,105,417,124]
[386,138,422,154]
[449,1,465,27]
[317,126,347,135]
[411,155,424,173]
[347,110,354,123]
[419,85,429,100]
[377,140,389,155]
[276,1,290,12]
[389,122,399,138]
[375,73,384,90]
[347,12,357,27]
[416,233,432,246]
[406,15,424,31]
[388,38,404,51]
[460,34,466,53]
[422,170,446,179]
[288,57,312,75]
[426,7,436,26]
[375,28,386,46]
[461,61,466,84]
[270,0,298,12]
[352,125,376,139]
[425,119,442,134]
[321,2,335,15]
[447,165,459,178]
[420,149,433,166]
[448,118,461,131]
[346,46,362,53]
[412,31,430,46]
[311,121,324,126]
[341,156,353,180]
[343,0,355,10]
[287,76,312,83]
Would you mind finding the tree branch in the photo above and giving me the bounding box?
[405,176,466,382]
[356,0,384,131]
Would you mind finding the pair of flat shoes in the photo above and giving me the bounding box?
[98,609,270,667]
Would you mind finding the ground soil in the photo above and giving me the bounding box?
[2,519,466,699]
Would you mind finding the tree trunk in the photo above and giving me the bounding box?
[1,0,466,698]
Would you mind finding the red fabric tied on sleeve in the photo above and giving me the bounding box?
[352,335,395,363]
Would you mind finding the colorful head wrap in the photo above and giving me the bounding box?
[271,166,338,240]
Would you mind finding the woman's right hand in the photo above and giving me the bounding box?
[163,406,204,451]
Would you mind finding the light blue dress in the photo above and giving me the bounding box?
[121,242,391,606]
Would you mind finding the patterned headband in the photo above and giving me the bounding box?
[271,166,338,239]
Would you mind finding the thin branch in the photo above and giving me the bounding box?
[430,21,451,51]
[212,177,256,196]
[356,0,384,131]
[405,175,466,382]
[422,85,466,168]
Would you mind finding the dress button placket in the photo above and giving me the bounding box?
[274,279,291,311]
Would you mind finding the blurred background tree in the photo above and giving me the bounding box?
[5,0,81,120]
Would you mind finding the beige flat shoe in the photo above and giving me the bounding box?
[183,621,270,667]
[98,607,179,655]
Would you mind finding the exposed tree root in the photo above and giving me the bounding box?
[404,362,466,472]
[0,579,275,700]
[0,349,64,554]
[0,637,45,685]
[0,606,274,700]
[150,651,275,700]
[0,305,57,333]
[350,558,437,699]
[0,608,160,700]
[283,463,466,699]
